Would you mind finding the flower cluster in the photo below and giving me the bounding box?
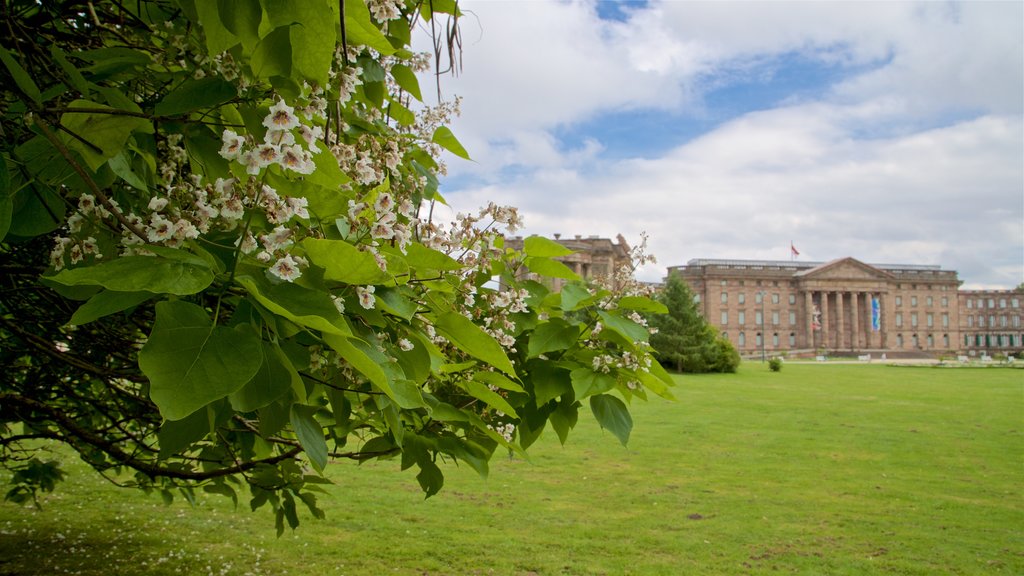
[220,101,319,176]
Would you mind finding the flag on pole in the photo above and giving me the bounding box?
[790,242,800,258]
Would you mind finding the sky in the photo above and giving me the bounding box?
[415,0,1023,288]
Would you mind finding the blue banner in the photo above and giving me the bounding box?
[871,297,881,332]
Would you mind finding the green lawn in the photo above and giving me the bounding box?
[2,364,1022,575]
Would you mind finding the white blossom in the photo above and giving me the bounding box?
[357,285,376,309]
[263,100,299,131]
[269,254,302,282]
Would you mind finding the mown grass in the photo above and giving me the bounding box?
[1,364,1021,575]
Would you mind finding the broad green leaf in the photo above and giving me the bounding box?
[305,149,351,192]
[60,100,151,170]
[236,275,352,337]
[528,318,580,358]
[375,287,418,321]
[474,371,525,394]
[549,398,578,445]
[157,403,218,459]
[431,126,471,160]
[524,235,574,258]
[7,182,64,237]
[155,77,237,116]
[323,333,395,401]
[49,45,90,96]
[618,295,669,314]
[0,156,10,241]
[390,64,422,101]
[107,151,148,191]
[69,290,153,325]
[218,0,262,51]
[264,0,336,84]
[343,0,396,55]
[290,404,328,473]
[590,394,632,446]
[229,341,297,412]
[139,301,262,420]
[462,380,517,418]
[386,99,415,127]
[434,311,516,377]
[571,367,616,399]
[528,360,572,406]
[0,46,41,105]
[635,368,676,401]
[252,25,292,80]
[416,458,443,498]
[402,242,462,272]
[49,255,213,295]
[423,394,469,422]
[302,238,389,285]
[559,282,593,311]
[526,257,581,281]
[194,0,239,54]
[598,310,650,343]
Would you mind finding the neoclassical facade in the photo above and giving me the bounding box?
[504,234,632,291]
[668,257,1023,357]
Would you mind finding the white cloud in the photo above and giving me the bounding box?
[420,0,1023,288]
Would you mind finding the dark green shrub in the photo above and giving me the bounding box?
[768,357,783,372]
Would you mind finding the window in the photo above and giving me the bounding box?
[942,313,949,328]
[770,311,778,325]
[738,311,746,325]
[1013,316,1020,328]
[1000,298,1007,309]
[967,316,974,328]
[943,334,949,348]
[911,312,918,327]
[967,299,973,309]
[927,334,934,348]
[738,332,746,346]
[789,311,796,325]
[721,292,728,304]
[789,333,796,346]
[912,334,919,348]
[738,293,746,304]
[926,313,934,328]
[755,311,763,326]
[694,294,701,303]
[756,333,763,347]
[721,311,728,325]
[1000,315,1008,328]
[720,280,728,286]
[895,313,903,328]
[789,294,796,305]
[979,315,986,327]
[772,333,779,347]
[989,315,996,327]
[941,297,948,307]
[896,334,904,348]
[771,293,780,304]
[896,296,903,307]
[755,292,763,304]
[911,296,918,307]
[1013,298,1020,308]
[926,296,933,307]
[988,298,995,308]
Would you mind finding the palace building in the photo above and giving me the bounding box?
[667,257,1023,358]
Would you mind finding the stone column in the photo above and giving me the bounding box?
[850,292,860,350]
[804,291,814,349]
[836,292,846,350]
[821,291,830,350]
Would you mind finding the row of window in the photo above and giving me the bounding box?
[966,297,1020,309]
[894,295,949,308]
[720,310,798,326]
[964,333,1023,348]
[730,332,798,348]
[893,333,951,349]
[719,292,798,305]
[894,312,950,329]
[966,315,1022,328]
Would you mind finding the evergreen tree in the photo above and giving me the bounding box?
[649,275,739,373]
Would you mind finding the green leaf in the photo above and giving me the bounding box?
[107,151,148,191]
[526,257,581,281]
[635,368,676,401]
[402,242,462,272]
[390,64,423,101]
[323,333,395,401]
[290,404,328,473]
[528,360,572,406]
[157,405,212,458]
[618,296,668,314]
[375,286,418,321]
[559,283,593,311]
[194,0,239,54]
[0,156,10,241]
[48,255,214,295]
[528,319,580,358]
[463,380,518,418]
[155,77,237,116]
[229,341,297,412]
[139,301,262,420]
[598,310,650,343]
[0,47,41,105]
[59,101,151,170]
[434,311,516,377]
[218,0,262,51]
[474,371,525,394]
[49,45,90,96]
[302,238,390,285]
[264,0,337,84]
[252,25,293,80]
[524,235,574,258]
[415,458,443,498]
[431,126,471,160]
[590,394,632,446]
[236,275,352,337]
[571,367,616,399]
[343,0,396,55]
[69,290,153,325]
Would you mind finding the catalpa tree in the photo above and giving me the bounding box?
[0,0,673,531]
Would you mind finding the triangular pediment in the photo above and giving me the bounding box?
[794,257,895,281]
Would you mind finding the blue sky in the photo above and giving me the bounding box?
[421,0,1023,288]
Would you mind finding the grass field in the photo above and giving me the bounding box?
[1,364,1021,575]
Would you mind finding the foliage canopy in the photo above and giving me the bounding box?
[0,0,672,530]
[649,274,739,373]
